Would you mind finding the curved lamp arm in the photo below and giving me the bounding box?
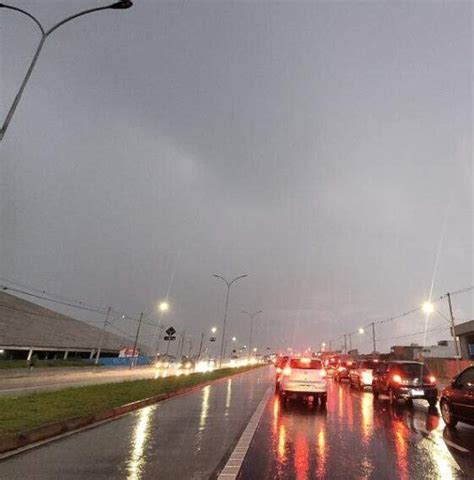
[0,4,45,34]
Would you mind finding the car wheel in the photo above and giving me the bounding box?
[440,400,457,427]
[428,398,437,409]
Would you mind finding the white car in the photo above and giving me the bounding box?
[349,359,380,390]
[279,357,327,405]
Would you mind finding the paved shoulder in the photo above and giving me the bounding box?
[0,366,272,480]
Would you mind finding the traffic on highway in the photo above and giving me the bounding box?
[1,0,472,479]
[238,357,474,479]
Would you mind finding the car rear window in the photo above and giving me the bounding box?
[290,359,323,369]
[397,363,429,376]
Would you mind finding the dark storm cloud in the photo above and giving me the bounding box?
[1,0,472,353]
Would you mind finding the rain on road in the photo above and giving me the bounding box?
[238,381,474,480]
[0,367,272,480]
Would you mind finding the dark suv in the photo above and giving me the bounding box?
[439,366,474,427]
[372,361,438,407]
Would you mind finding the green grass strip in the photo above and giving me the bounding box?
[0,365,261,437]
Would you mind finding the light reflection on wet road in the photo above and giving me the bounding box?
[238,381,474,480]
[0,367,272,480]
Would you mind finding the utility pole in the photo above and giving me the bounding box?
[447,292,461,373]
[343,334,347,354]
[197,332,204,358]
[349,333,352,352]
[371,322,377,354]
[329,340,333,352]
[155,323,165,356]
[242,310,262,359]
[95,306,111,365]
[130,312,144,369]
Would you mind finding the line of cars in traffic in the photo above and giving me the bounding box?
[274,354,474,428]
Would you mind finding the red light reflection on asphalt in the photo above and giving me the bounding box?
[278,423,287,461]
[315,428,327,478]
[294,434,309,480]
[393,419,409,480]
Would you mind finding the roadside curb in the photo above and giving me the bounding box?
[0,366,265,456]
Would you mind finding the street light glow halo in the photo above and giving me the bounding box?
[422,301,435,314]
[158,301,170,312]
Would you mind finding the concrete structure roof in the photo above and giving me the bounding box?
[454,320,474,336]
[0,291,131,352]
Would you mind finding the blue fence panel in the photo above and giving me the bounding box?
[98,356,152,367]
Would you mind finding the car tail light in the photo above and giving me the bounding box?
[392,374,402,384]
[276,367,282,374]
[338,366,346,372]
[320,369,327,378]
[428,375,436,385]
[282,367,292,376]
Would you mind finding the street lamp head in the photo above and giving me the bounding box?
[358,327,365,335]
[108,1,133,9]
[422,301,435,314]
[232,337,237,342]
[158,301,169,313]
[211,327,217,334]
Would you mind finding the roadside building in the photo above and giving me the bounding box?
[0,291,131,361]
[453,320,474,360]
[390,344,423,360]
[422,340,456,358]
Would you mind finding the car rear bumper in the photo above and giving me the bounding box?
[394,386,438,399]
[281,381,327,393]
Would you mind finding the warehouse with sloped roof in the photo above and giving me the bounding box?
[0,291,131,360]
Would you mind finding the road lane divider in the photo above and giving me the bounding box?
[217,385,272,479]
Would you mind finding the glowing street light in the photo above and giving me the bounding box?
[159,301,170,312]
[358,327,365,335]
[211,326,217,334]
[422,301,435,314]
[232,336,237,342]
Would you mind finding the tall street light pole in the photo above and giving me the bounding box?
[242,310,262,359]
[213,274,248,368]
[0,1,133,141]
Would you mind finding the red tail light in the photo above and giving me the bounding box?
[276,367,282,374]
[392,374,402,384]
[282,367,292,376]
[320,369,327,378]
[428,375,436,384]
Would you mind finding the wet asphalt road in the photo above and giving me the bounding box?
[0,366,272,480]
[238,380,474,480]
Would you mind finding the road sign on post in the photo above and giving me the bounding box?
[164,327,177,356]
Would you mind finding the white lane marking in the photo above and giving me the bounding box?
[217,385,272,480]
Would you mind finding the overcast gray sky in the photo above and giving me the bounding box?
[1,0,472,355]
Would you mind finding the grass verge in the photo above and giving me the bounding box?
[0,365,261,438]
